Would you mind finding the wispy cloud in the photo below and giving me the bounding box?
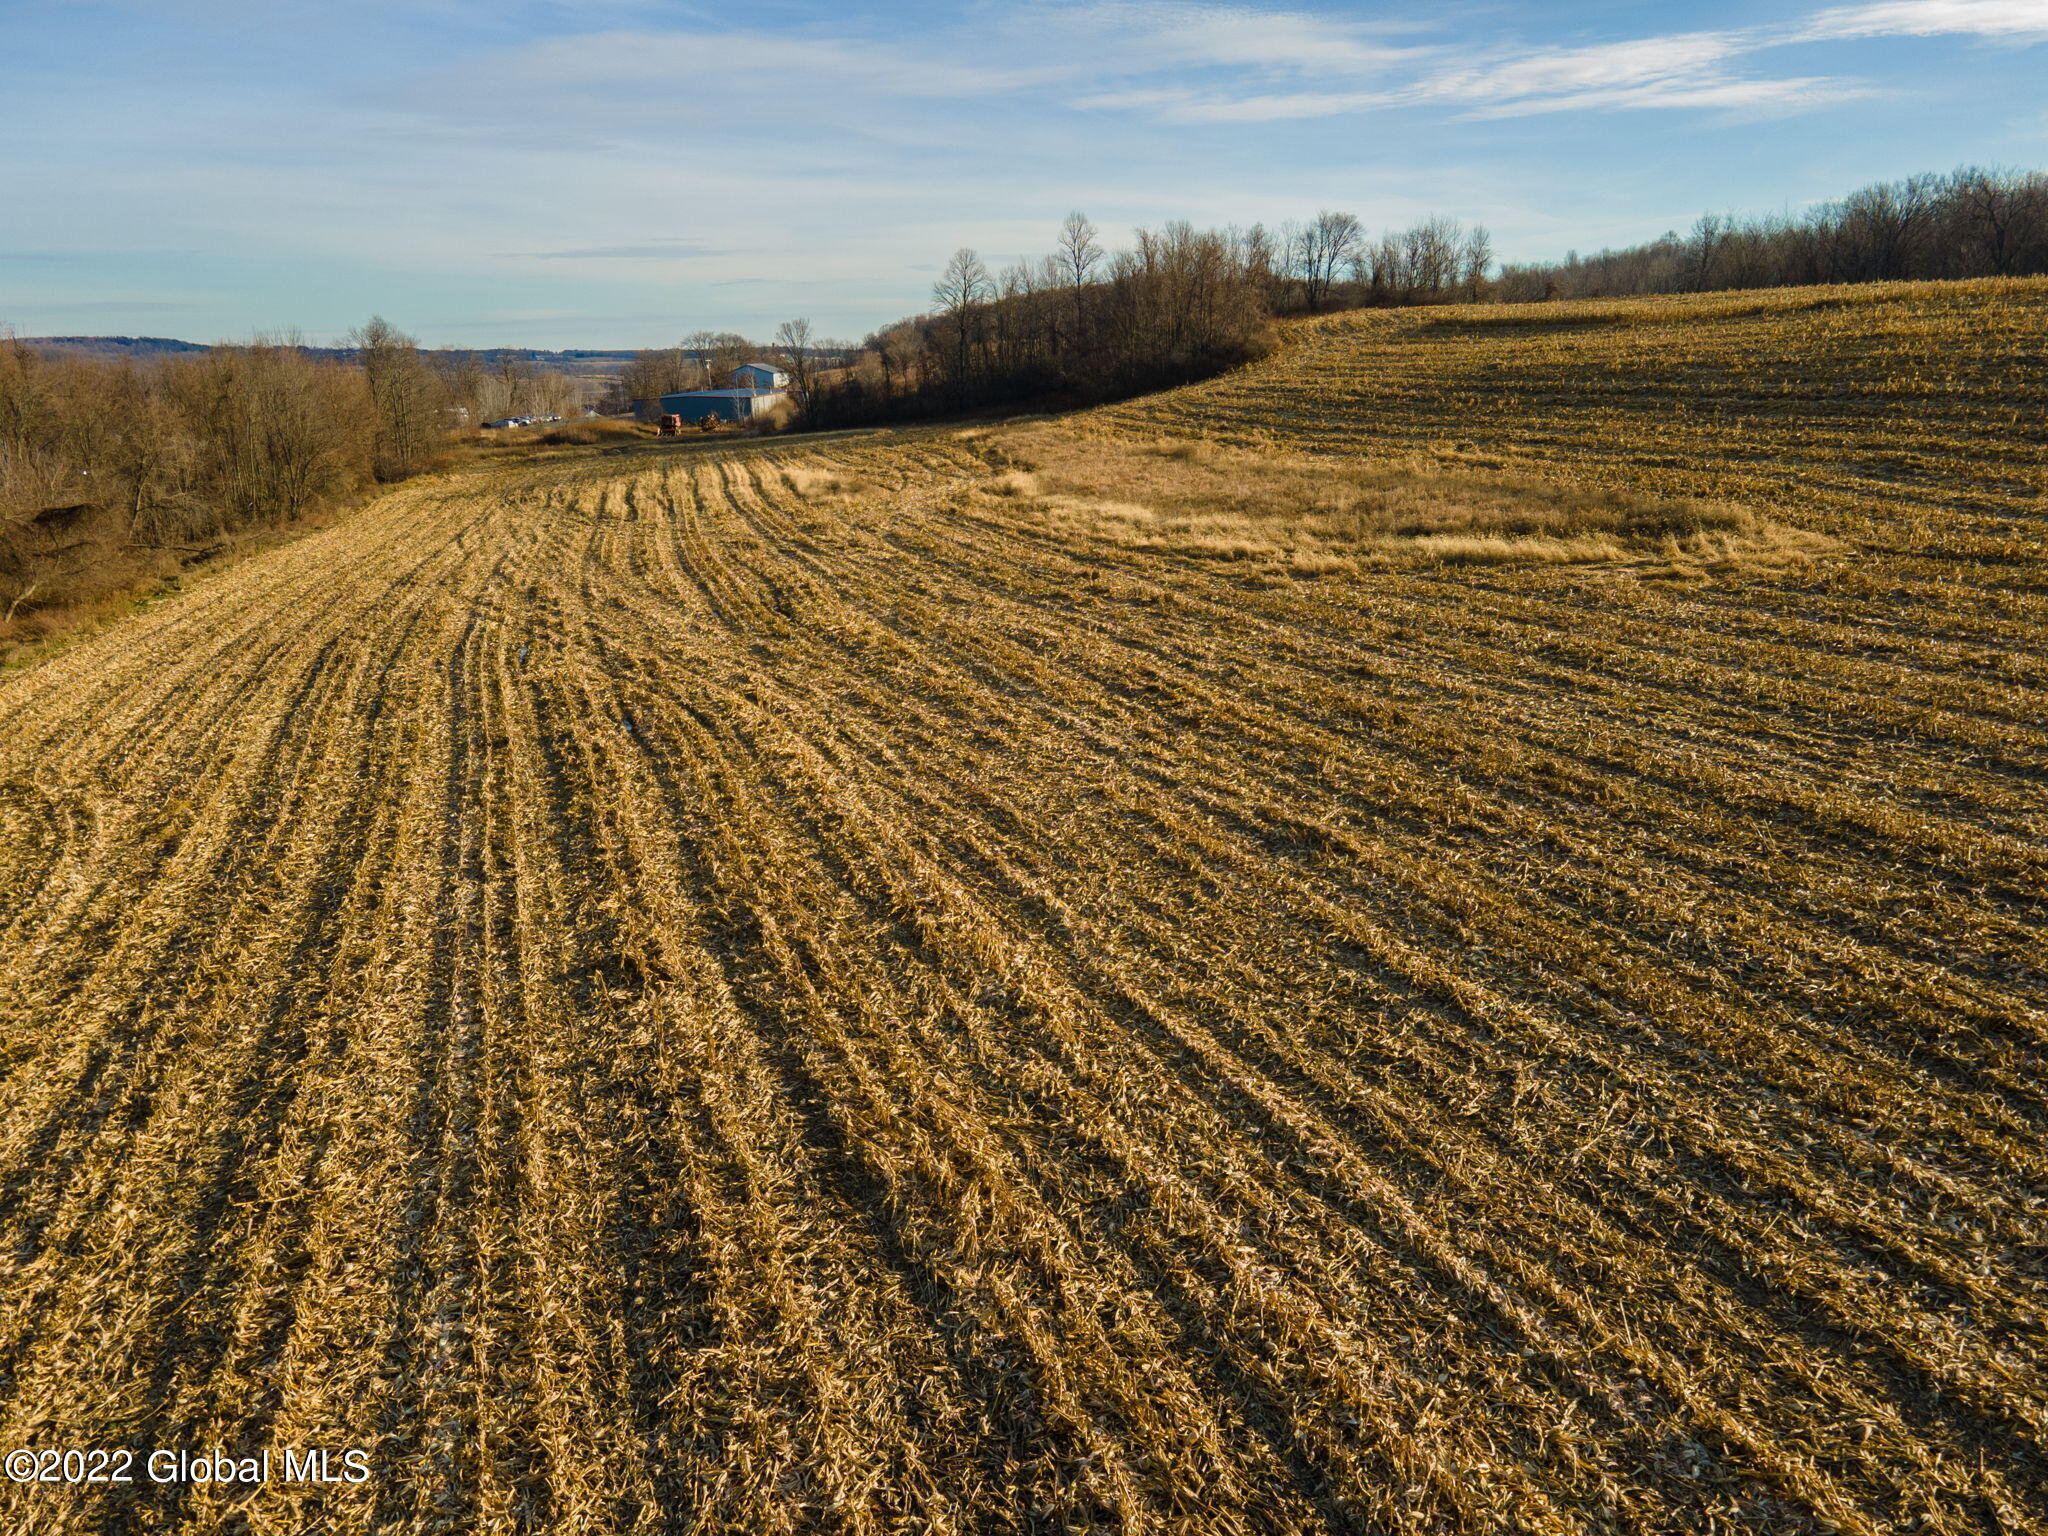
[1030,2,1427,73]
[404,28,1055,118]
[14,299,205,314]
[1462,75,1866,121]
[1070,86,1390,122]
[524,240,729,260]
[371,0,2048,144]
[1423,32,1748,100]
[1794,0,2048,40]
[1067,14,1869,124]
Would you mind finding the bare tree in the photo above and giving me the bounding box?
[433,349,489,422]
[1057,212,1102,288]
[1950,167,2047,277]
[933,246,993,316]
[771,318,819,422]
[932,248,993,402]
[348,317,445,480]
[1238,223,1277,288]
[1461,225,1494,300]
[1834,173,1942,281]
[1686,214,1728,292]
[1288,210,1363,313]
[684,330,753,386]
[1054,214,1102,365]
[1402,216,1465,298]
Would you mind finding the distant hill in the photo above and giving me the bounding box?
[21,336,214,360]
[15,336,652,375]
[16,338,846,368]
[13,338,846,386]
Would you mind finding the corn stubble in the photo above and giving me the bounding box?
[0,279,2044,1535]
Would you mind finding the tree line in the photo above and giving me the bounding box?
[772,163,2040,430]
[1494,166,2048,302]
[780,209,1491,428]
[0,319,581,638]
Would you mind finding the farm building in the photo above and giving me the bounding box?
[651,387,783,424]
[632,360,791,425]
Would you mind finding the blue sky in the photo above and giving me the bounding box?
[4,0,2045,346]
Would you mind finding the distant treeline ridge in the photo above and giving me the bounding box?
[1496,166,2048,301]
[0,320,580,640]
[783,163,2044,428]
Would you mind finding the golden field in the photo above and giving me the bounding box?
[0,279,2044,1534]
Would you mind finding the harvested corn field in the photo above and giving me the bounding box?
[1,279,2046,1536]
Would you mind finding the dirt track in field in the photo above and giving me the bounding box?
[1,283,2045,1535]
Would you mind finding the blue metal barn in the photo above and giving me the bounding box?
[655,388,776,423]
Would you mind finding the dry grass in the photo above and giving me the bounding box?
[0,279,2043,1534]
[779,465,875,498]
[535,417,650,446]
[461,416,653,453]
[969,426,1834,574]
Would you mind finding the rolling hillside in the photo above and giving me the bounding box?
[0,280,2043,1535]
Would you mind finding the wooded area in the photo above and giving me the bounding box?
[0,322,580,643]
[809,216,1281,426]
[804,164,2045,429]
[1495,166,2048,301]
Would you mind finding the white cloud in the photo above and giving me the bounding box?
[1071,87,1390,122]
[1052,0,2047,125]
[1071,21,1858,123]
[1794,0,2048,39]
[1463,75,1868,120]
[1030,2,1426,73]
[406,28,1054,112]
[381,0,2048,143]
[1420,32,1750,102]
